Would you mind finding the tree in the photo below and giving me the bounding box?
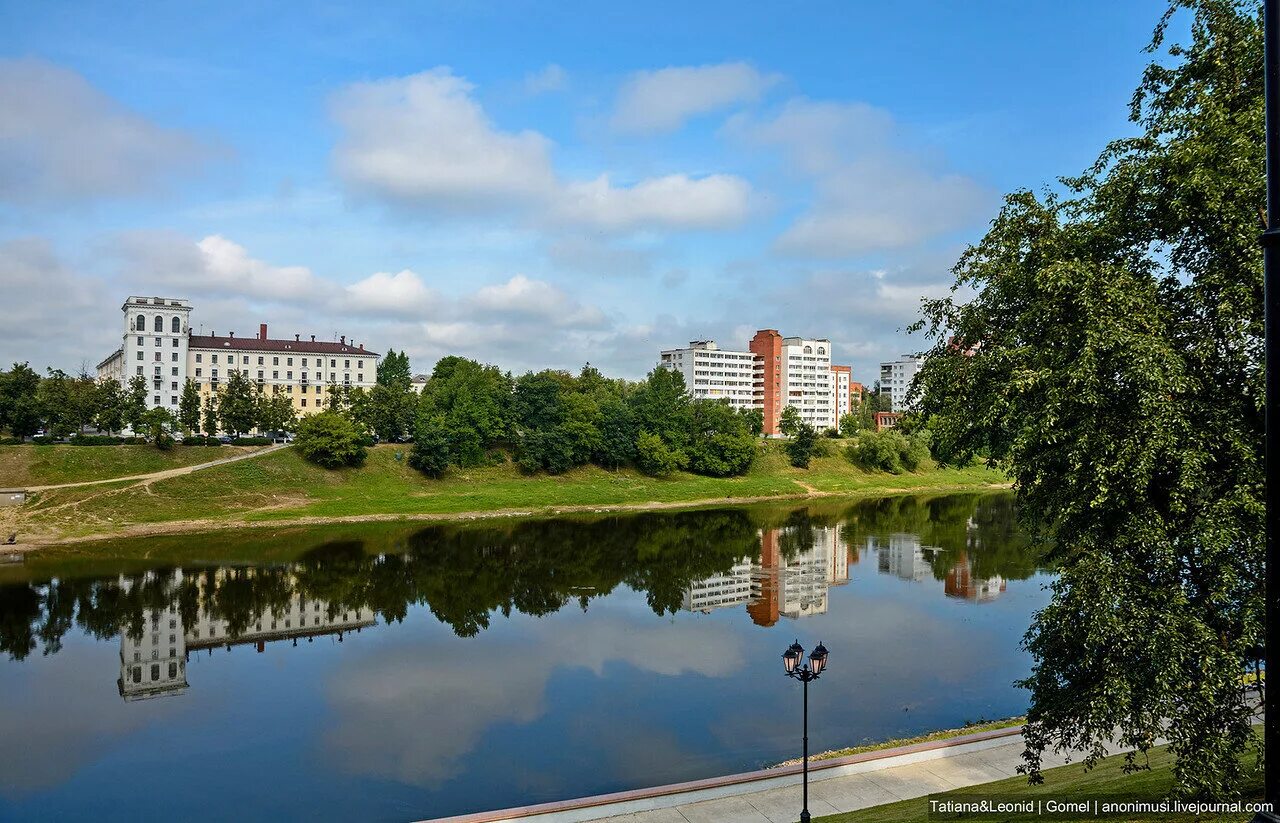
[218,370,257,437]
[594,395,636,469]
[140,407,176,450]
[36,370,75,437]
[255,388,297,434]
[686,399,756,477]
[838,412,861,435]
[178,380,202,435]
[778,405,803,438]
[295,411,367,469]
[365,383,412,442]
[635,430,685,477]
[911,0,1263,798]
[376,349,412,390]
[0,363,41,439]
[202,392,219,437]
[123,375,148,433]
[784,422,817,469]
[408,413,450,478]
[739,407,764,437]
[93,379,126,435]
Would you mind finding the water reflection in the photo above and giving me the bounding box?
[0,492,1046,821]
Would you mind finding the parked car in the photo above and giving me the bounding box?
[218,434,233,444]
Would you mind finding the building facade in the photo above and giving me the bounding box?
[831,365,852,428]
[658,340,758,412]
[879,354,923,412]
[98,298,379,427]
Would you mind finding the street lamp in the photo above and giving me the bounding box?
[783,639,829,823]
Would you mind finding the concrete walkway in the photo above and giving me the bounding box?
[429,726,1091,823]
[24,442,291,491]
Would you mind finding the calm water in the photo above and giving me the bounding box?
[0,492,1048,822]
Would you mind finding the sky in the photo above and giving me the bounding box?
[0,0,1181,383]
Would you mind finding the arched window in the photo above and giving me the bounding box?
[817,346,825,355]
[153,315,163,332]
[136,315,147,332]
[803,345,812,354]
[171,316,181,333]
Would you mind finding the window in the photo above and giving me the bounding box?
[286,371,292,379]
[168,662,178,678]
[136,351,143,360]
[357,373,363,382]
[273,357,279,365]
[170,395,177,405]
[358,361,363,369]
[136,366,143,375]
[171,382,178,390]
[171,352,178,362]
[330,359,336,367]
[212,369,218,378]
[272,371,278,379]
[153,395,160,405]
[172,316,181,333]
[137,336,143,345]
[154,352,161,362]
[344,359,350,368]
[151,664,160,681]
[302,358,308,367]
[172,338,178,347]
[154,315,163,332]
[242,355,248,364]
[257,370,264,379]
[171,367,178,376]
[132,666,142,684]
[195,353,202,363]
[195,368,201,377]
[212,354,218,364]
[301,399,307,407]
[287,357,293,366]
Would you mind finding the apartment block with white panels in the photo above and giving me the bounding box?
[879,354,923,412]
[96,296,194,410]
[658,340,758,412]
[780,336,835,431]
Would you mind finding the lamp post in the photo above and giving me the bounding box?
[784,639,829,823]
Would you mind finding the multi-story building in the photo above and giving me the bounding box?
[189,324,378,418]
[98,297,380,427]
[96,296,195,411]
[658,340,758,412]
[879,354,923,412]
[831,365,852,428]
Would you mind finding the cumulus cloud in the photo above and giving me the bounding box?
[466,274,607,329]
[344,269,440,317]
[611,62,780,134]
[523,63,568,95]
[0,58,215,204]
[329,67,751,232]
[731,98,991,257]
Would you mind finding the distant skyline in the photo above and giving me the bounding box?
[0,0,1178,382]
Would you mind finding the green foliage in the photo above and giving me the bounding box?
[408,413,450,478]
[376,349,412,390]
[123,375,148,433]
[93,379,126,435]
[140,407,176,450]
[634,430,686,477]
[846,429,930,473]
[593,394,636,469]
[294,411,367,469]
[838,412,861,435]
[778,405,803,437]
[364,382,413,442]
[686,399,756,477]
[419,356,513,463]
[739,407,764,437]
[178,379,202,434]
[201,392,218,437]
[254,388,297,435]
[785,422,817,468]
[0,363,42,438]
[217,371,257,436]
[910,0,1264,798]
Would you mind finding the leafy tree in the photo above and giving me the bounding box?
[178,379,202,434]
[218,370,257,436]
[255,388,297,434]
[838,412,861,435]
[846,429,925,473]
[36,370,75,437]
[739,407,764,437]
[635,430,686,477]
[295,411,367,469]
[140,407,176,450]
[419,357,513,462]
[123,375,148,433]
[202,392,219,437]
[365,382,412,442]
[93,379,125,434]
[911,0,1263,797]
[324,380,345,412]
[784,422,817,469]
[686,399,756,477]
[376,349,412,390]
[778,405,803,438]
[629,367,690,454]
[408,413,450,478]
[593,395,636,469]
[0,363,41,438]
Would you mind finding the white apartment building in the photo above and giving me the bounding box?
[96,296,194,410]
[658,340,758,412]
[780,336,836,431]
[879,354,923,413]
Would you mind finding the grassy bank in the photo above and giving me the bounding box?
[0,444,262,487]
[776,718,1026,767]
[819,736,1262,823]
[8,441,1007,544]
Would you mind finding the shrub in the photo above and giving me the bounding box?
[231,436,272,446]
[179,436,222,447]
[846,429,932,473]
[516,427,579,475]
[408,414,451,478]
[0,437,24,445]
[785,423,818,468]
[69,435,127,446]
[810,437,834,458]
[295,411,367,469]
[635,431,687,477]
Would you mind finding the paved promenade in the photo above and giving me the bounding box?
[429,726,1087,823]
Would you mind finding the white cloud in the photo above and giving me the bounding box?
[0,58,214,204]
[196,235,320,298]
[344,269,440,317]
[331,68,555,210]
[559,173,751,231]
[611,62,780,135]
[329,67,752,232]
[523,63,568,95]
[467,274,608,328]
[731,98,991,257]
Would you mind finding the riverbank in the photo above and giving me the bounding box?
[0,443,265,487]
[4,442,1008,547]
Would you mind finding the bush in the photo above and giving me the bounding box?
[179,436,222,447]
[846,430,932,474]
[69,435,127,446]
[635,431,687,477]
[231,436,272,446]
[408,414,451,478]
[810,437,834,458]
[0,437,24,445]
[785,424,818,469]
[295,411,367,469]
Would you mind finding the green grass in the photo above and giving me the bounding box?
[0,444,260,487]
[14,441,1007,542]
[818,736,1263,823]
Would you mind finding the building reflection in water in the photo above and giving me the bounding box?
[117,569,375,702]
[685,519,1010,624]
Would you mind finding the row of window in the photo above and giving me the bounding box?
[135,315,182,333]
[195,353,363,369]
[138,336,180,347]
[196,368,363,384]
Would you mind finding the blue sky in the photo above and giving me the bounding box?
[0,0,1177,381]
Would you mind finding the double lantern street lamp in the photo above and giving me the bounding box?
[783,639,829,823]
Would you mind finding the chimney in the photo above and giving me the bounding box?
[259,323,268,340]
[295,333,300,341]
[340,335,346,345]
[211,330,216,337]
[310,335,315,342]
[359,343,364,351]
[229,331,234,339]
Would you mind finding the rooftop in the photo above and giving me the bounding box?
[189,331,377,357]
